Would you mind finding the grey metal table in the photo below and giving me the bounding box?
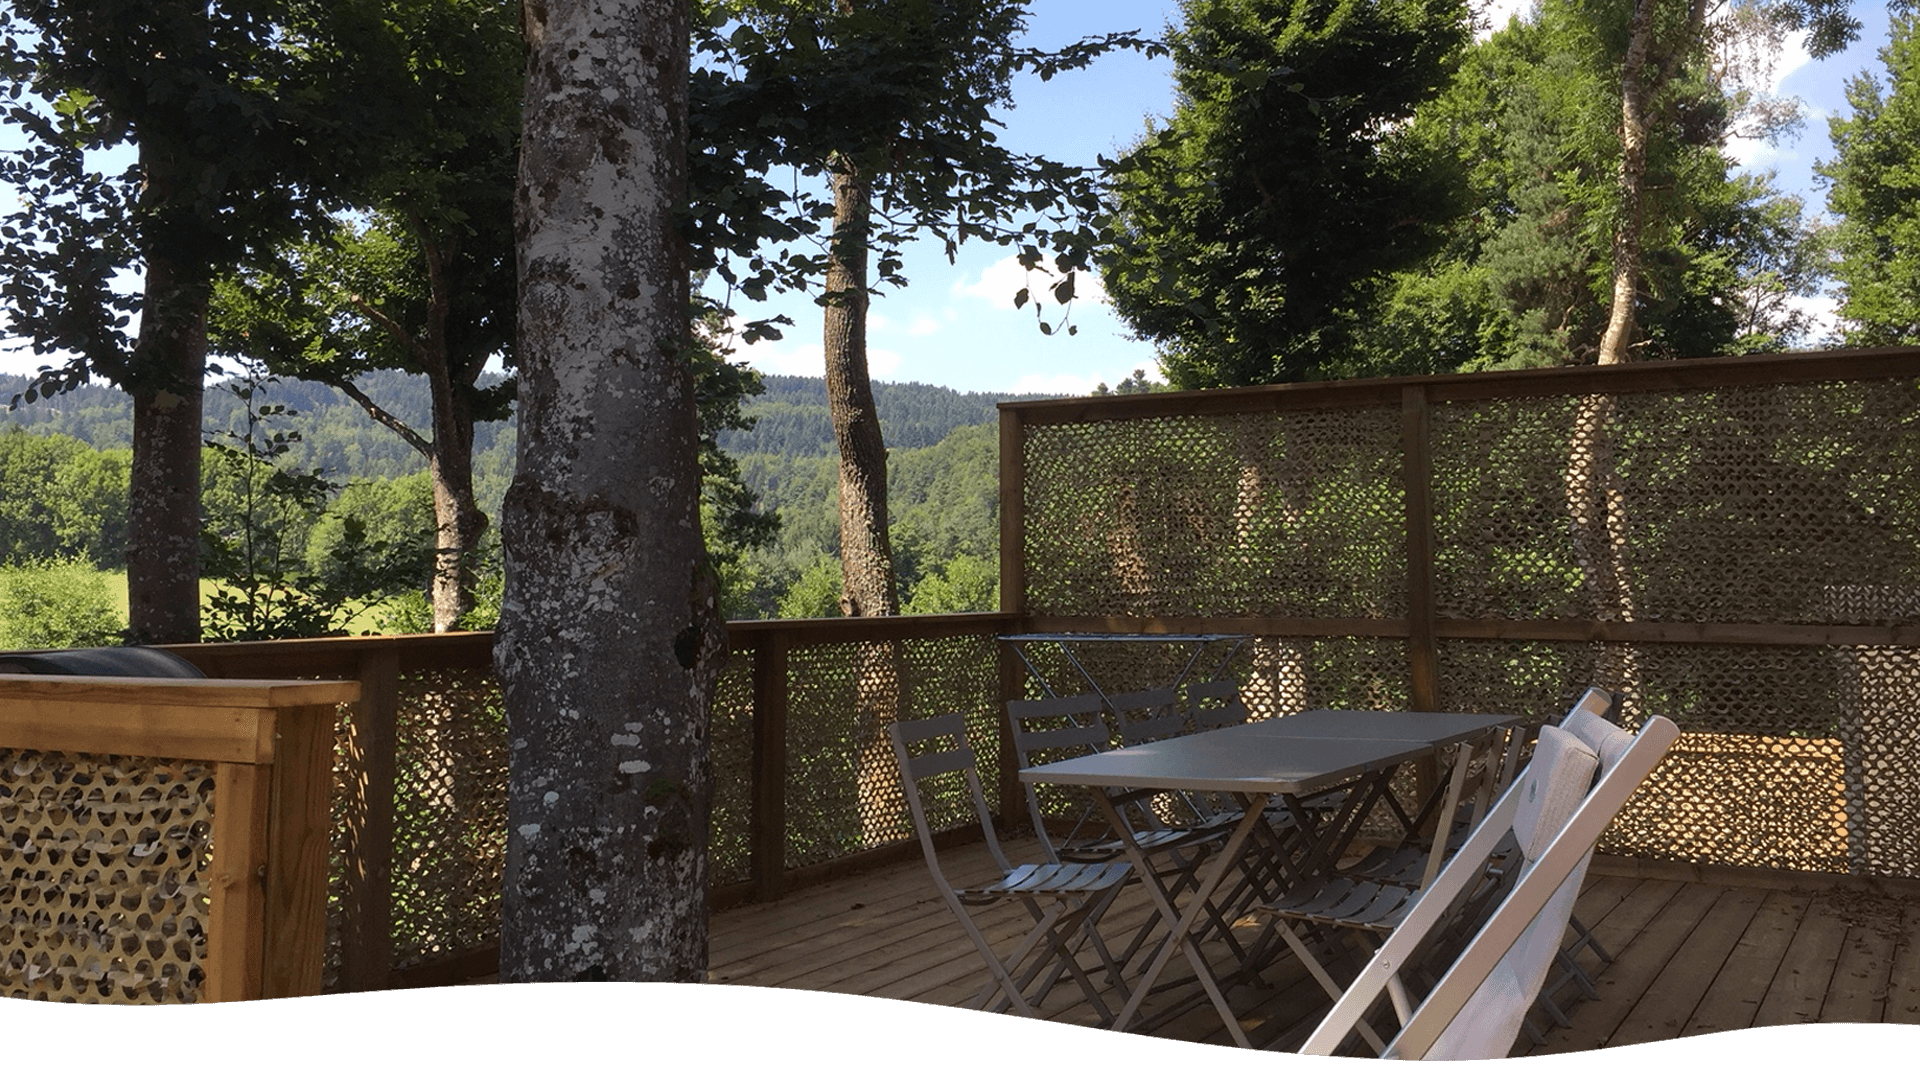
[1019,710,1515,1047]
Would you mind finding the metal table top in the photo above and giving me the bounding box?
[1018,711,1514,794]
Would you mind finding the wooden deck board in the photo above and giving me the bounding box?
[1605,885,1766,1047]
[1680,889,1811,1037]
[708,845,1920,1057]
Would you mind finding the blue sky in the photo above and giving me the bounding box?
[2,2,1904,391]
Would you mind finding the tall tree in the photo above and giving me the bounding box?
[207,0,521,632]
[691,0,1143,616]
[497,0,728,981]
[1587,0,1858,365]
[1354,4,1829,373]
[1099,0,1474,388]
[1821,11,1920,344]
[0,1,379,643]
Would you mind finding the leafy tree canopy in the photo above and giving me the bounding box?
[1821,11,1920,344]
[687,0,1163,338]
[1099,0,1474,388]
[0,0,396,399]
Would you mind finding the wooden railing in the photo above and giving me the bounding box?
[12,347,1914,999]
[0,673,357,1001]
[153,614,1026,992]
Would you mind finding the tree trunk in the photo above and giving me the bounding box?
[822,154,909,846]
[496,0,725,983]
[125,144,207,646]
[425,350,484,633]
[1597,0,1657,366]
[416,223,486,632]
[823,155,899,619]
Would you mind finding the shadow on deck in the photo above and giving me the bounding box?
[708,838,1920,1055]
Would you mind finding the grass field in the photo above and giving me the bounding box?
[60,569,398,640]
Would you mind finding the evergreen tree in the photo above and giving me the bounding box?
[1357,1,1830,372]
[1821,12,1920,344]
[1100,0,1473,387]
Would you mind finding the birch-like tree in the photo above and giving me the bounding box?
[496,0,729,981]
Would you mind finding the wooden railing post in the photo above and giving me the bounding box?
[996,633,1026,825]
[337,645,399,993]
[260,701,337,998]
[998,405,1030,826]
[1403,386,1442,805]
[206,761,270,1002]
[751,635,790,903]
[1403,385,1439,712]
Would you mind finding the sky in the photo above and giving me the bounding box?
[722,0,1901,396]
[0,1,1905,394]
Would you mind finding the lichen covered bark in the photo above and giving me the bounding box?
[496,0,726,983]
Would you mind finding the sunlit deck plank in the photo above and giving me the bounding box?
[1605,886,1767,1047]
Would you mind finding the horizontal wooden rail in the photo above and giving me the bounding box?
[998,346,1920,425]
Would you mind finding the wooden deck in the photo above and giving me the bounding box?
[707,840,1920,1055]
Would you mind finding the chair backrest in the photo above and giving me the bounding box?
[889,714,1009,884]
[1184,679,1250,732]
[1004,694,1114,861]
[1300,700,1678,1059]
[1108,686,1184,745]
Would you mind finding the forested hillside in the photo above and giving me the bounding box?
[1,369,1009,624]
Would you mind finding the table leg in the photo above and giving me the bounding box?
[1094,788,1268,1049]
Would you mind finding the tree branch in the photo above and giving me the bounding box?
[306,370,433,459]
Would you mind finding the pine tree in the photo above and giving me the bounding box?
[1822,12,1920,344]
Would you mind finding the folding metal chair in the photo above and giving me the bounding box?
[1109,682,1304,926]
[1005,693,1228,864]
[1182,679,1250,731]
[1004,695,1239,974]
[1250,730,1497,1053]
[888,713,1133,1021]
[1108,686,1186,744]
[1297,707,1680,1058]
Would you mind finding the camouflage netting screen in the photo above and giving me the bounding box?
[0,749,214,1002]
[1024,408,1406,619]
[384,668,510,974]
[1016,375,1920,878]
[709,649,757,887]
[782,633,1002,867]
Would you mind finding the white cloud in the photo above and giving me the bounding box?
[743,340,825,379]
[1475,0,1533,37]
[733,338,902,381]
[1787,292,1840,345]
[906,316,942,337]
[955,254,1109,311]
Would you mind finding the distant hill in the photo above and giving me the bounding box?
[4,370,1024,471]
[724,374,1026,458]
[2,368,1014,618]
